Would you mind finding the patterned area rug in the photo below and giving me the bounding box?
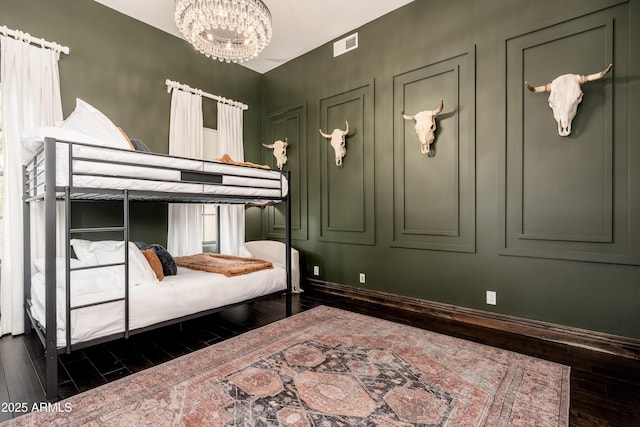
[4,306,570,426]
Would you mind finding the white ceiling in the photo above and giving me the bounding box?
[93,0,414,74]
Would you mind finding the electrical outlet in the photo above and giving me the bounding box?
[313,265,320,276]
[359,273,366,284]
[486,290,497,305]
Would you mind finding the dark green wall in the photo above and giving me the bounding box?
[1,0,263,244]
[262,0,640,339]
[2,0,639,339]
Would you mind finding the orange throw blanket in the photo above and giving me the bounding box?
[174,253,273,277]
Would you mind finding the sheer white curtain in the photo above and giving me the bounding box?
[0,36,63,336]
[167,89,203,256]
[216,102,245,255]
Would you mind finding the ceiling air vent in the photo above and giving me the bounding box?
[333,32,358,57]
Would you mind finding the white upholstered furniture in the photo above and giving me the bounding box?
[240,240,301,293]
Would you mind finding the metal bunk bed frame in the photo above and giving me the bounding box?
[22,137,293,400]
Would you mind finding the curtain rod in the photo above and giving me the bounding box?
[165,79,248,111]
[0,25,70,55]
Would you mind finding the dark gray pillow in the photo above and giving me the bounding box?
[130,137,151,152]
[135,242,177,276]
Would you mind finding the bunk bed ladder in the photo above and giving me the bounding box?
[65,190,131,354]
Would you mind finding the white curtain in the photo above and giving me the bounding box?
[0,36,63,336]
[167,89,203,256]
[216,102,245,255]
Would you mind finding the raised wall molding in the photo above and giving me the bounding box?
[500,4,638,265]
[263,104,308,240]
[391,49,476,253]
[318,82,375,245]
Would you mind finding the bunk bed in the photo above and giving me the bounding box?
[22,132,292,400]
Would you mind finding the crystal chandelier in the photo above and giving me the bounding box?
[175,0,272,64]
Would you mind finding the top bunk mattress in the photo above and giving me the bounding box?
[23,130,288,204]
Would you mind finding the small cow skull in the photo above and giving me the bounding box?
[403,99,444,155]
[319,121,349,167]
[525,64,612,136]
[262,138,288,170]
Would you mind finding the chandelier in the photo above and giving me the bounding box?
[175,0,272,64]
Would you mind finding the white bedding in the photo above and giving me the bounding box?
[30,265,286,347]
[24,127,288,200]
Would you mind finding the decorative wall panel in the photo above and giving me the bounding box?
[263,104,308,240]
[501,5,637,264]
[392,50,476,253]
[319,83,375,245]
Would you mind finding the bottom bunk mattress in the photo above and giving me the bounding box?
[29,265,286,348]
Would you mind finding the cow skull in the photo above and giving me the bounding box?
[262,138,288,170]
[319,121,349,167]
[525,64,613,136]
[403,99,444,155]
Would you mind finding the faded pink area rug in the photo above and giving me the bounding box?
[4,306,570,426]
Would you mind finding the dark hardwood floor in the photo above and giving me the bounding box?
[1,289,639,426]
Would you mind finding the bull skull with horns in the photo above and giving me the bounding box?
[319,121,349,167]
[525,64,613,136]
[403,99,444,155]
[262,138,288,170]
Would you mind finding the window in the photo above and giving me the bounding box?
[202,128,218,253]
[202,204,218,253]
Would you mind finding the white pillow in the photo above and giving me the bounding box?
[70,239,128,264]
[59,98,131,150]
[70,239,158,286]
[21,126,106,155]
[70,239,120,264]
[126,242,159,286]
